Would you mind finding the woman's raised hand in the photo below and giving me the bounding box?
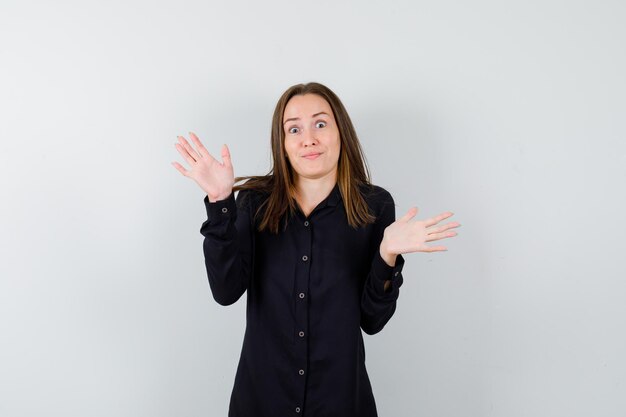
[171,132,235,202]
[382,207,461,255]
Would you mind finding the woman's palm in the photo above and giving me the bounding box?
[171,132,235,200]
[384,207,460,254]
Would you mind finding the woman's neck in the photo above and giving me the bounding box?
[294,171,337,216]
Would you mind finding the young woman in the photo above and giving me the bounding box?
[172,82,460,417]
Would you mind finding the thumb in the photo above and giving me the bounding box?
[221,144,232,168]
[399,206,418,222]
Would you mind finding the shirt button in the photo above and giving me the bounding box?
[221,207,228,213]
[295,407,301,413]
[394,271,399,276]
[299,369,305,375]
[302,255,308,262]
[299,293,305,298]
[304,220,309,227]
[299,331,304,337]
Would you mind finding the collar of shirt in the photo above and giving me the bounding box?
[325,182,342,208]
[291,182,341,220]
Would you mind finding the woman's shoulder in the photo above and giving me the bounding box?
[358,182,395,205]
[235,187,268,210]
[233,177,273,209]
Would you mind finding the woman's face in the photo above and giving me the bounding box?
[282,93,341,182]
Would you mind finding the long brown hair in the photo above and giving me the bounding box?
[234,82,376,234]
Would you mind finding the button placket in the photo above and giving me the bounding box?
[294,212,313,414]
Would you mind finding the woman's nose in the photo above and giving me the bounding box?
[302,129,318,146]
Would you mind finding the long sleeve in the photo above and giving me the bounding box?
[360,190,405,335]
[199,189,254,306]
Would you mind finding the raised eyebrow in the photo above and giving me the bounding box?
[283,112,329,125]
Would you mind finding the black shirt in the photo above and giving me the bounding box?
[200,182,405,417]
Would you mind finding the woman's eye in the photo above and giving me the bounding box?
[316,121,327,128]
[288,127,299,134]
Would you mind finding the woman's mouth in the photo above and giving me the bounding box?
[303,153,322,160]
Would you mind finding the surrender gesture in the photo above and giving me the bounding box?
[381,207,460,259]
[171,132,235,202]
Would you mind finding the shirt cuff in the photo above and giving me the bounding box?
[203,192,236,224]
[370,250,405,294]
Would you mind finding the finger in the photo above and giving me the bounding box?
[175,141,198,166]
[424,230,457,242]
[171,161,189,176]
[221,143,232,168]
[420,245,448,252]
[399,206,418,222]
[178,136,201,162]
[176,136,197,162]
[189,132,217,163]
[423,211,454,228]
[426,221,462,235]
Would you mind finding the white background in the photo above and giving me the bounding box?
[1,1,625,416]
